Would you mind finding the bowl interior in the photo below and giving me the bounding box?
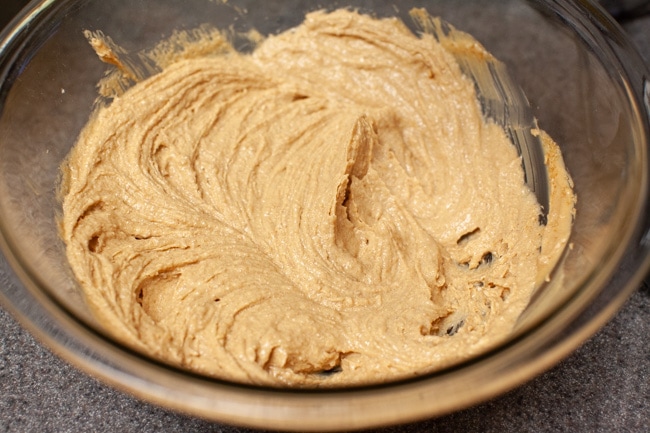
[0,0,646,401]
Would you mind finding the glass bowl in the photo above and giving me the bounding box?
[0,0,648,430]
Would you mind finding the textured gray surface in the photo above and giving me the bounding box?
[1,2,649,432]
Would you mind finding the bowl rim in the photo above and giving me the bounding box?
[0,0,649,430]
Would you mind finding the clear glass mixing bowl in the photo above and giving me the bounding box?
[0,0,648,430]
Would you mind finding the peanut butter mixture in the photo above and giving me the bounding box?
[60,9,574,386]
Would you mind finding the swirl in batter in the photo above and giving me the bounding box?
[60,9,574,386]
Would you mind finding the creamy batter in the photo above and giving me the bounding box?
[60,9,575,386]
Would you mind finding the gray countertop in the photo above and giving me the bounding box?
[0,2,648,432]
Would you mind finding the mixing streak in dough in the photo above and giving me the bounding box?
[60,9,575,386]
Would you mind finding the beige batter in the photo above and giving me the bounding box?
[60,9,575,386]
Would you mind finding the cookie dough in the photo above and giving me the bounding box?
[60,9,575,386]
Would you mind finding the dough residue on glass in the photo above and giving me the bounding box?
[59,9,575,387]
